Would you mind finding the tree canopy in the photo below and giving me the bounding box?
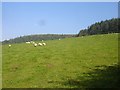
[78,18,119,36]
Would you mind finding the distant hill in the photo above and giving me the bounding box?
[77,18,120,36]
[2,34,76,44]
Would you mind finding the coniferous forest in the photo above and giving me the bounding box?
[78,18,119,36]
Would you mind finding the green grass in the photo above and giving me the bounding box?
[0,43,2,89]
[2,33,119,88]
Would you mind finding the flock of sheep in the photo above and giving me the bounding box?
[26,41,46,47]
[8,40,46,48]
[8,38,62,48]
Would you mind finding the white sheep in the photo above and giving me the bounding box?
[30,41,35,44]
[59,38,61,40]
[42,42,46,46]
[38,43,43,46]
[30,41,33,43]
[9,44,11,48]
[26,42,30,44]
[34,43,37,47]
[32,42,35,44]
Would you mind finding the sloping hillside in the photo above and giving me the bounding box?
[2,33,119,88]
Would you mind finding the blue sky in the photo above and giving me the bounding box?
[2,2,118,41]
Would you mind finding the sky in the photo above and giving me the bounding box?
[1,0,120,2]
[2,2,118,41]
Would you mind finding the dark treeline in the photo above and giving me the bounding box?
[78,18,120,36]
[2,34,76,44]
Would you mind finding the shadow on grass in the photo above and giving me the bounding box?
[61,64,120,88]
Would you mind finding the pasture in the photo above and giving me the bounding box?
[2,33,119,88]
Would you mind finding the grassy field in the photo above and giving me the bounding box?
[0,44,2,89]
[2,33,119,88]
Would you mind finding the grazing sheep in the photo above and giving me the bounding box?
[38,43,43,46]
[31,41,35,44]
[42,42,46,46]
[9,44,11,48]
[30,41,35,44]
[30,41,33,43]
[34,43,37,47]
[26,42,30,44]
[59,38,61,40]
[32,42,35,44]
[42,40,44,42]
